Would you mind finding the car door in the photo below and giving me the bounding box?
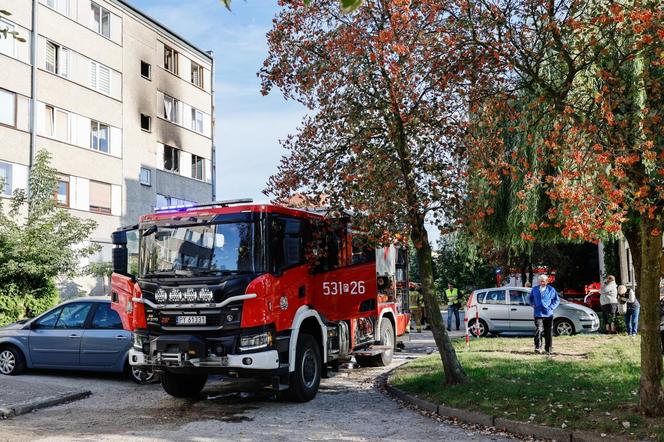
[29,302,93,367]
[508,289,536,331]
[80,302,130,369]
[478,289,509,330]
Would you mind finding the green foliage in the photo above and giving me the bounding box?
[433,233,496,293]
[86,262,113,279]
[0,151,98,325]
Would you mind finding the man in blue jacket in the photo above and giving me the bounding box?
[528,274,560,354]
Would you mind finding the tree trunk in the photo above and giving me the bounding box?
[638,217,664,416]
[411,217,468,385]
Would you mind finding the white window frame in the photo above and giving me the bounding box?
[0,89,16,127]
[90,120,110,153]
[90,61,111,95]
[0,19,16,58]
[163,95,178,123]
[140,113,151,132]
[0,161,12,196]
[45,40,69,78]
[191,154,204,181]
[90,2,111,38]
[44,105,70,142]
[46,0,69,16]
[191,108,204,133]
[164,45,178,74]
[140,60,151,80]
[190,61,203,88]
[163,145,180,173]
[139,167,151,186]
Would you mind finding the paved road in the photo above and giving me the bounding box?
[0,330,515,442]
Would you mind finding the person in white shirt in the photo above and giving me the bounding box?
[600,275,619,334]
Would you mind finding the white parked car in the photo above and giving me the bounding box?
[466,287,600,337]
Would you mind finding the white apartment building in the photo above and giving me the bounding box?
[0,0,215,295]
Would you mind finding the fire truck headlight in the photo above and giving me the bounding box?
[239,331,272,351]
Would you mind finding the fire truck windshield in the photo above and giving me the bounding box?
[139,221,265,277]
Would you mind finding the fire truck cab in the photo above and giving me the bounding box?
[111,200,410,401]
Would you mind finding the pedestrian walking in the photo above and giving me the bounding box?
[527,274,560,354]
[617,285,640,336]
[445,282,461,331]
[600,275,619,334]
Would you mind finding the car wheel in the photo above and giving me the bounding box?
[0,345,26,376]
[128,363,156,384]
[554,318,575,336]
[160,372,208,398]
[468,318,489,337]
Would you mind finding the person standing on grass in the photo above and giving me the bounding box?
[528,274,560,354]
[600,275,619,334]
[445,282,462,332]
[617,285,640,336]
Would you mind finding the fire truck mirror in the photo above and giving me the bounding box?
[112,247,128,275]
[111,230,127,246]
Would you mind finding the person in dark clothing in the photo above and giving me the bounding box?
[528,274,561,354]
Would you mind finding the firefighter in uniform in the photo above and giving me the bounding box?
[445,282,462,331]
[409,285,424,332]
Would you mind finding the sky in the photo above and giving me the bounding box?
[131,0,306,204]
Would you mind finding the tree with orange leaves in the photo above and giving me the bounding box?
[461,0,664,415]
[259,0,491,385]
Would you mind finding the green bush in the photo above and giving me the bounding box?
[0,281,59,326]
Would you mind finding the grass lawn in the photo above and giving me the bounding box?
[391,335,664,440]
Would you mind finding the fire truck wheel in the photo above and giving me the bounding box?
[356,320,395,367]
[160,372,208,398]
[288,333,321,402]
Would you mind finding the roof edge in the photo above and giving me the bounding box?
[114,0,213,61]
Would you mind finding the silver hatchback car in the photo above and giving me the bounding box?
[466,287,600,337]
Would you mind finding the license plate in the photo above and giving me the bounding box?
[176,315,206,325]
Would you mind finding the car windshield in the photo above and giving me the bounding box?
[140,221,265,277]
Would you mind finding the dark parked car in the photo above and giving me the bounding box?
[0,298,153,383]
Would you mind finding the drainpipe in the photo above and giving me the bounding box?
[28,0,38,192]
[207,50,216,201]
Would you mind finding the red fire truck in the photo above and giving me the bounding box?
[111,199,410,401]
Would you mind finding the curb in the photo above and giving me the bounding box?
[384,380,639,441]
[0,390,91,419]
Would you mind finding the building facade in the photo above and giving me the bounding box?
[0,0,215,295]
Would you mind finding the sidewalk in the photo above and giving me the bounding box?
[0,376,90,418]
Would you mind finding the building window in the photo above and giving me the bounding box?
[140,113,151,132]
[90,120,110,153]
[0,19,16,57]
[163,94,178,123]
[191,61,203,88]
[90,61,111,94]
[163,145,180,173]
[0,161,12,196]
[46,0,69,16]
[45,41,69,77]
[55,176,69,207]
[139,167,151,186]
[45,105,69,141]
[90,2,110,38]
[191,108,203,133]
[164,45,178,74]
[89,180,111,214]
[140,60,151,79]
[0,89,16,126]
[191,155,204,181]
